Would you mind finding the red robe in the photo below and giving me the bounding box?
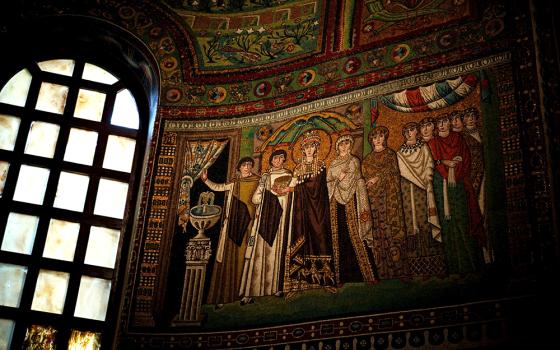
[428,132,486,246]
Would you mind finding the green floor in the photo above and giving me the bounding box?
[199,273,521,330]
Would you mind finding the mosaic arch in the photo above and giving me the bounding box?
[26,0,508,110]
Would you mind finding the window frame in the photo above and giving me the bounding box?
[0,16,159,350]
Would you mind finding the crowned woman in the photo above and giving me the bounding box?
[327,134,377,285]
[284,130,336,293]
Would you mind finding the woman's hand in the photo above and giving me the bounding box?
[338,167,349,181]
[366,176,379,188]
[442,160,457,168]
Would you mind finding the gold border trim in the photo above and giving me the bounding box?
[165,52,510,131]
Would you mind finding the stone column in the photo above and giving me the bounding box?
[172,237,212,326]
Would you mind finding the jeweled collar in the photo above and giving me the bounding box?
[399,139,424,153]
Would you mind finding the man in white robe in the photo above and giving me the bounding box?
[240,149,292,303]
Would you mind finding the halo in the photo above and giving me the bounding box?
[291,129,332,164]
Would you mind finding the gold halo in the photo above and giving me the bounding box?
[291,129,332,164]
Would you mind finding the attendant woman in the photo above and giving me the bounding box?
[327,134,377,285]
[362,126,408,280]
[397,123,446,279]
[428,115,485,275]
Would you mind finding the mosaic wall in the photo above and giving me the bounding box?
[118,53,539,348]
[17,1,557,348]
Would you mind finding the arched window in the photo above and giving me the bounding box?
[0,17,158,350]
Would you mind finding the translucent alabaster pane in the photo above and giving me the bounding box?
[74,276,111,321]
[53,172,89,212]
[0,114,21,151]
[94,179,128,219]
[1,212,39,255]
[42,219,80,262]
[31,270,69,314]
[0,69,32,107]
[68,330,101,350]
[0,319,15,350]
[82,63,118,85]
[38,59,75,76]
[103,135,135,173]
[36,82,68,114]
[111,89,139,129]
[23,325,57,350]
[74,89,106,122]
[24,121,60,158]
[84,226,120,269]
[64,128,98,165]
[0,161,8,198]
[0,264,27,307]
[13,165,50,205]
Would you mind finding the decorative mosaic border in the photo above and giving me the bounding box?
[120,296,532,349]
[534,2,560,254]
[26,0,509,108]
[165,52,511,131]
[132,131,178,327]
[491,63,532,273]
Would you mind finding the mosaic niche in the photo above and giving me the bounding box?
[127,55,528,347]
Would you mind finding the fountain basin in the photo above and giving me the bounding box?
[189,204,222,239]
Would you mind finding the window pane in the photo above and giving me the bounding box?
[42,219,80,262]
[36,82,69,114]
[1,212,39,255]
[13,165,50,205]
[68,330,101,350]
[103,135,135,173]
[94,179,128,219]
[0,69,32,107]
[64,128,98,165]
[24,121,60,158]
[74,276,111,321]
[0,161,8,197]
[74,89,106,122]
[0,114,21,151]
[31,270,70,314]
[0,319,15,350]
[82,63,118,85]
[38,59,75,76]
[23,325,57,350]
[53,172,89,212]
[0,264,27,307]
[84,226,120,269]
[111,89,139,129]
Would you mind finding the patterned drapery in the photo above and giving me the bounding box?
[178,139,228,232]
[381,74,478,112]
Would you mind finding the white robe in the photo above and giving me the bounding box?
[397,142,441,242]
[326,154,373,244]
[240,168,292,297]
